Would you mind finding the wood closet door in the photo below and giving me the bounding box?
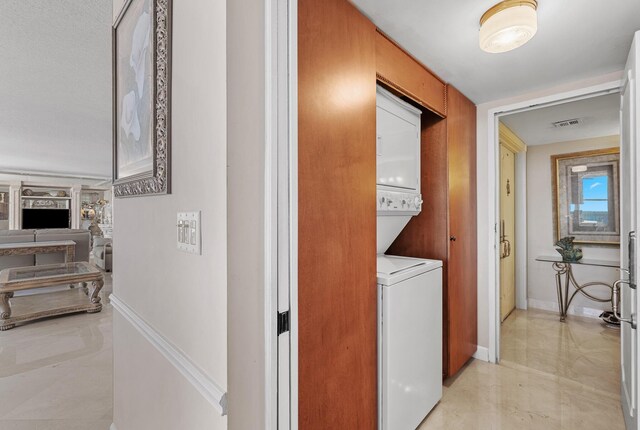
[298,0,377,428]
[375,32,447,116]
[445,85,478,376]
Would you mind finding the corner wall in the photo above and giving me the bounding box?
[526,136,620,315]
[476,71,623,350]
[111,0,228,429]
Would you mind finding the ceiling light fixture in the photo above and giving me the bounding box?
[479,0,538,54]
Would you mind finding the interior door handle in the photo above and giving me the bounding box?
[613,279,637,329]
[450,236,457,242]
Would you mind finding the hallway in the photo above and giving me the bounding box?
[419,309,623,429]
[0,287,626,429]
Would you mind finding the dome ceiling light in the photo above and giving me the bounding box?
[479,0,538,53]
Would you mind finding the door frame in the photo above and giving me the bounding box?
[514,151,528,311]
[486,79,622,363]
[265,0,298,428]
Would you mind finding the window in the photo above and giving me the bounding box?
[552,148,620,245]
[578,175,609,227]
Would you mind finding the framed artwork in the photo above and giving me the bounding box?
[113,0,171,197]
[551,147,620,245]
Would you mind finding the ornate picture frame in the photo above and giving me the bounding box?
[551,147,620,245]
[112,0,171,198]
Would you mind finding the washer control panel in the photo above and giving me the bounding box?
[377,190,423,214]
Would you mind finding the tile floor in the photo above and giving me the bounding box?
[0,286,624,430]
[0,272,113,430]
[418,308,624,429]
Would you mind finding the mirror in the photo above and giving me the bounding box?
[552,147,620,245]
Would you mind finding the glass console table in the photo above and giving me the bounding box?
[536,255,620,321]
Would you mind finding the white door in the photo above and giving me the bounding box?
[499,144,516,321]
[620,30,640,430]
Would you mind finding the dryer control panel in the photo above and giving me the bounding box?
[377,190,423,215]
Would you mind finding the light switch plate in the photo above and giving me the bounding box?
[177,211,201,255]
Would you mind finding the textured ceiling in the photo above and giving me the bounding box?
[351,0,640,103]
[501,93,620,146]
[0,0,112,178]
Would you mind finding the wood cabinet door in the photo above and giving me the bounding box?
[446,85,478,377]
[375,32,446,117]
[298,0,378,428]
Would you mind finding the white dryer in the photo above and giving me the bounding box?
[377,255,442,430]
[376,85,423,255]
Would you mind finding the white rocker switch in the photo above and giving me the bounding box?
[177,211,201,255]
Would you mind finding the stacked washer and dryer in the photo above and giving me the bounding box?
[376,86,443,430]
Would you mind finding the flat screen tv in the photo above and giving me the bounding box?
[22,209,70,229]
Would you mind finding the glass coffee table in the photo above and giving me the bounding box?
[0,262,104,330]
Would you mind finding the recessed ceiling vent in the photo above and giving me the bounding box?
[551,118,583,128]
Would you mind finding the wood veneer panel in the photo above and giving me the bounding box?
[387,114,448,260]
[298,0,377,428]
[375,31,447,117]
[445,85,477,377]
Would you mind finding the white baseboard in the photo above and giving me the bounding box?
[473,346,489,362]
[110,294,227,416]
[527,298,605,319]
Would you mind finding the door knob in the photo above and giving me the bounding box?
[450,236,457,242]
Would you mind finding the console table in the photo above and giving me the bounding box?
[0,240,76,263]
[0,262,103,330]
[536,255,619,321]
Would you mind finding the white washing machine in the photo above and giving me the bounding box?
[376,85,443,429]
[377,255,442,430]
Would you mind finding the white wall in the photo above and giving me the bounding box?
[526,136,620,315]
[111,0,228,429]
[0,0,112,178]
[476,71,623,350]
[227,0,267,427]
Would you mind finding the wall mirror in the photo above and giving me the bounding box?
[551,147,620,245]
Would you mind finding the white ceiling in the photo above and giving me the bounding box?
[351,0,640,103]
[500,93,620,146]
[0,0,112,178]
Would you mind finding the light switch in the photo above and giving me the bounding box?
[177,211,201,255]
[190,220,197,245]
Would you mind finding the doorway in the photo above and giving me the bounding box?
[491,89,625,427]
[498,125,527,322]
[499,144,516,322]
[486,78,623,362]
